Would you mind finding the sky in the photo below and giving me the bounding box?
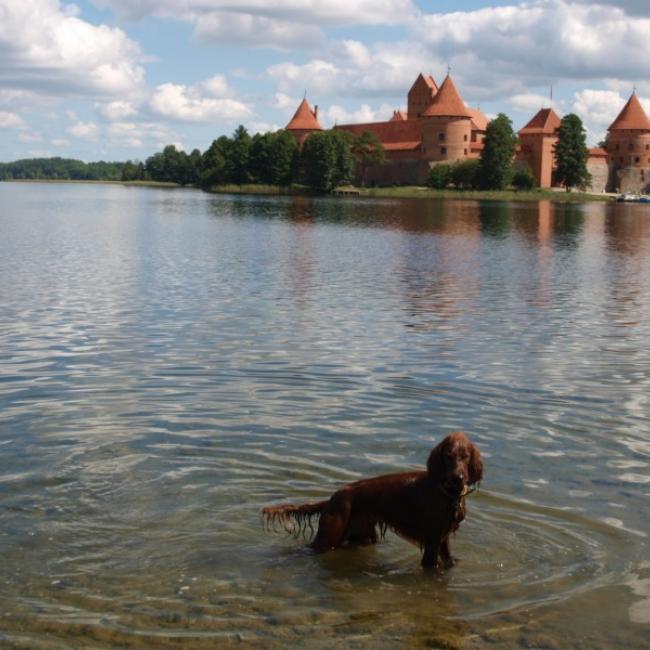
[1,0,650,162]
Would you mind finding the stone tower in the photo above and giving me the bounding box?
[517,108,561,188]
[420,74,473,163]
[606,92,650,193]
[407,73,438,119]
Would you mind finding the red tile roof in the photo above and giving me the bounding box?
[519,108,561,135]
[286,98,323,131]
[335,119,422,146]
[422,75,472,118]
[608,93,650,131]
[382,141,421,151]
[468,107,489,131]
[409,73,438,95]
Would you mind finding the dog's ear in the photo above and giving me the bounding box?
[426,437,447,478]
[468,443,483,485]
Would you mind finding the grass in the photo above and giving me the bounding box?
[359,185,615,203]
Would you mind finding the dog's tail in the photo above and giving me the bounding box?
[262,500,328,540]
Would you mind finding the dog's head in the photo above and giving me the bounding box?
[426,432,483,497]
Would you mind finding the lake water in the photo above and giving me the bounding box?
[1,182,649,648]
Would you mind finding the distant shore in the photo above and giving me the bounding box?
[5,178,184,189]
[3,178,616,203]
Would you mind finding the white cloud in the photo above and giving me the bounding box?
[0,111,27,128]
[67,120,98,139]
[107,120,180,149]
[0,0,145,100]
[509,93,561,114]
[572,89,626,130]
[94,0,416,48]
[413,0,650,99]
[51,137,70,146]
[97,100,138,121]
[323,103,393,127]
[95,0,416,25]
[149,80,251,123]
[194,12,324,49]
[268,40,441,99]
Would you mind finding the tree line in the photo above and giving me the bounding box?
[427,113,591,192]
[1,113,590,193]
[0,126,383,192]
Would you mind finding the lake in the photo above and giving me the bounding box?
[0,181,649,648]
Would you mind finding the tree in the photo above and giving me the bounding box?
[427,163,452,189]
[300,131,354,192]
[511,166,537,190]
[478,113,518,190]
[554,113,591,192]
[350,130,385,186]
[199,136,231,188]
[450,159,480,190]
[229,125,252,184]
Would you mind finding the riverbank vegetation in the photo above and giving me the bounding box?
[1,113,603,202]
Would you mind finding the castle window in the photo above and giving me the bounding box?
[464,149,468,155]
[635,157,640,164]
[463,134,468,142]
[615,143,620,150]
[439,133,445,142]
[441,146,447,155]
[646,144,649,150]
[629,143,634,151]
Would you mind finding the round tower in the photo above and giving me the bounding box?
[606,92,650,193]
[420,75,472,163]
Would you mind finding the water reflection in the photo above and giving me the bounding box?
[1,183,649,648]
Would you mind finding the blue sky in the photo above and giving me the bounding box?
[1,0,649,162]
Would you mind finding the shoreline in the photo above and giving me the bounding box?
[3,178,616,203]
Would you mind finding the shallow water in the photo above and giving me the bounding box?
[1,182,649,648]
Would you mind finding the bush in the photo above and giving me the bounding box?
[511,167,537,190]
[427,163,452,189]
[450,159,480,190]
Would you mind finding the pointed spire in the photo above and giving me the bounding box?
[609,92,650,131]
[286,97,323,131]
[421,74,472,118]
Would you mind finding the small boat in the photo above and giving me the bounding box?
[616,193,650,203]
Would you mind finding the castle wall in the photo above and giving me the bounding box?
[587,158,608,193]
[516,134,557,188]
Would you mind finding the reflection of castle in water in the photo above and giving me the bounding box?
[286,73,650,194]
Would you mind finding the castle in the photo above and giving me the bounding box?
[285,73,650,193]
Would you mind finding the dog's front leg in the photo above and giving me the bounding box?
[421,539,440,569]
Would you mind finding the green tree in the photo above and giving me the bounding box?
[478,113,518,190]
[300,131,354,192]
[230,125,252,184]
[350,130,385,186]
[554,113,591,192]
[450,159,480,189]
[511,166,537,190]
[427,163,452,189]
[199,136,231,188]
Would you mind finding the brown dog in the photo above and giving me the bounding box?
[262,432,483,568]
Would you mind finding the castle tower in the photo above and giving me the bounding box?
[286,98,323,145]
[420,74,473,163]
[518,108,561,188]
[606,92,650,192]
[407,74,438,119]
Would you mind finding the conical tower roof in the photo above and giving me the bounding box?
[608,92,650,131]
[422,75,472,118]
[286,98,323,131]
[519,108,561,135]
